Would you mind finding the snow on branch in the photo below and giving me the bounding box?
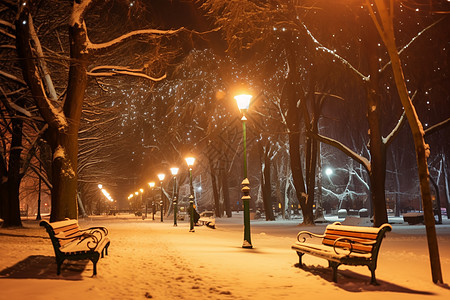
[425,118,450,138]
[383,110,406,146]
[308,131,371,173]
[87,65,166,82]
[299,21,369,82]
[380,17,445,74]
[0,86,32,117]
[86,28,184,52]
[384,90,416,146]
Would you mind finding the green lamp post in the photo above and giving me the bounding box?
[157,173,165,222]
[148,181,156,220]
[170,167,179,226]
[185,157,196,232]
[235,93,253,249]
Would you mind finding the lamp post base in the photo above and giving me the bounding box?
[241,178,252,249]
[242,241,253,249]
[189,196,195,232]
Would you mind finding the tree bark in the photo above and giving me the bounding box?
[1,117,24,227]
[363,18,388,227]
[49,22,89,221]
[370,0,442,283]
[262,147,274,220]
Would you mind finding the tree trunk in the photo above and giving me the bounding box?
[1,117,24,227]
[220,160,231,217]
[262,148,274,220]
[284,35,312,224]
[209,158,221,217]
[50,22,88,221]
[363,20,388,227]
[372,0,442,283]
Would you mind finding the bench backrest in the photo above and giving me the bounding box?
[322,222,392,255]
[40,219,81,250]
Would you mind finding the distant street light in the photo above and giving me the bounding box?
[148,181,156,220]
[325,167,333,176]
[234,93,253,249]
[170,167,179,226]
[98,184,114,215]
[185,157,196,232]
[139,188,145,219]
[157,173,165,222]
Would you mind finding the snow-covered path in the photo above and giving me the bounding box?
[1,214,450,299]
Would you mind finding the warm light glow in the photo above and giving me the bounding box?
[98,184,103,189]
[128,194,134,199]
[148,182,155,188]
[157,173,165,181]
[185,157,195,167]
[139,188,144,193]
[234,94,252,111]
[135,191,139,195]
[170,167,179,176]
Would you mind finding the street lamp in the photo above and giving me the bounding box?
[157,173,165,222]
[148,181,156,220]
[185,156,196,232]
[170,167,179,226]
[234,93,253,248]
[139,188,145,219]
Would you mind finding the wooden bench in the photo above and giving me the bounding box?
[291,222,391,284]
[40,219,110,276]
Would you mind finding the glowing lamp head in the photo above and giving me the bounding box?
[139,188,144,193]
[148,182,155,188]
[325,167,333,176]
[185,157,195,168]
[170,167,179,176]
[234,94,252,111]
[98,184,103,189]
[135,191,139,195]
[157,173,165,181]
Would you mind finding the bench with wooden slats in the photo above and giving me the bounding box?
[40,219,110,276]
[291,222,391,284]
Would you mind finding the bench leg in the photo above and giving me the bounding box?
[296,252,304,267]
[368,266,378,285]
[90,253,100,276]
[105,242,110,256]
[329,261,340,283]
[56,258,65,275]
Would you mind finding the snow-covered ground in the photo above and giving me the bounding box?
[1,213,450,300]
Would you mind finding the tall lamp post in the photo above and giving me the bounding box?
[157,173,165,222]
[148,181,155,220]
[139,188,144,219]
[185,157,196,232]
[235,93,253,249]
[170,167,179,226]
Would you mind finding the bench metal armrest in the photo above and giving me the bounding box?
[56,232,100,250]
[332,237,376,255]
[296,231,326,243]
[76,232,100,250]
[80,226,108,240]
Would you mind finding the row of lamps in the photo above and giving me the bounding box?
[127,157,196,230]
[103,93,253,249]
